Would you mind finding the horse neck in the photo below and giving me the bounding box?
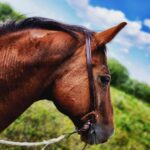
[0,29,78,132]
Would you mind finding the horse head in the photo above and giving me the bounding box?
[51,22,126,145]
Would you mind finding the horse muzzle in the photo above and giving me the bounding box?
[78,122,114,145]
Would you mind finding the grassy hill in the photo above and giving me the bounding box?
[0,87,149,150]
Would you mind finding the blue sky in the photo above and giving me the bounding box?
[0,0,150,85]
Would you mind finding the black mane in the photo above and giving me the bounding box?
[0,17,94,38]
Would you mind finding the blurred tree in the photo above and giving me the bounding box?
[121,79,150,103]
[0,2,25,22]
[108,58,150,102]
[108,58,129,86]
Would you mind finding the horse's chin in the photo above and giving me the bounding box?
[80,131,108,145]
[78,123,114,145]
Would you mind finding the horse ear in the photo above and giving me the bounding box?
[95,22,127,45]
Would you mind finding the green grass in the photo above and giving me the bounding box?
[0,87,149,150]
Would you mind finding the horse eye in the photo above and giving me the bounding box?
[98,75,111,85]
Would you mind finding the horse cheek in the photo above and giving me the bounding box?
[52,78,90,117]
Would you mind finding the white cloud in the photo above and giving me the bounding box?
[67,0,126,28]
[144,19,150,29]
[66,0,150,52]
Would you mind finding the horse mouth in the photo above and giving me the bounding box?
[77,121,113,145]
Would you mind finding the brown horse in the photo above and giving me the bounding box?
[0,17,126,145]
